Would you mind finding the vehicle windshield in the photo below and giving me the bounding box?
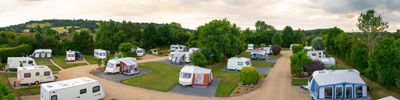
[180,72,191,79]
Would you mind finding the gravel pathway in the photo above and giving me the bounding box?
[91,68,152,83]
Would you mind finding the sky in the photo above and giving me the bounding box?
[1,0,400,32]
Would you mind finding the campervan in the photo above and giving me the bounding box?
[7,57,36,69]
[17,66,55,84]
[104,57,139,75]
[307,69,369,100]
[170,44,188,52]
[250,50,268,60]
[179,65,213,87]
[248,44,254,50]
[290,44,299,50]
[227,57,252,71]
[40,77,105,100]
[94,49,110,59]
[304,46,314,51]
[136,47,145,57]
[31,49,52,59]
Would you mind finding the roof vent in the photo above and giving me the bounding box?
[348,69,354,72]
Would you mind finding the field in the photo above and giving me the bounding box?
[53,55,87,69]
[26,22,51,28]
[83,55,98,64]
[252,61,275,67]
[121,62,181,92]
[35,59,60,71]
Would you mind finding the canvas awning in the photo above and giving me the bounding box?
[250,50,266,55]
[34,49,52,53]
[314,73,366,86]
[120,58,137,66]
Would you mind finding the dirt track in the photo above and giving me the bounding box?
[21,51,310,100]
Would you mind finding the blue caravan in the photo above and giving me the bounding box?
[307,69,369,100]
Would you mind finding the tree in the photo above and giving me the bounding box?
[282,26,294,47]
[142,23,158,49]
[96,59,102,69]
[118,43,137,57]
[393,29,400,39]
[357,9,389,56]
[271,33,283,45]
[72,30,94,54]
[293,28,306,44]
[35,25,42,34]
[190,51,207,67]
[311,37,325,50]
[324,27,344,53]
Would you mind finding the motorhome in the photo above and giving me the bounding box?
[40,77,105,100]
[250,50,268,60]
[104,57,139,75]
[170,44,188,52]
[136,47,145,57]
[94,49,110,59]
[17,65,55,85]
[7,57,36,69]
[290,44,299,50]
[227,57,252,71]
[31,49,52,59]
[307,69,369,100]
[169,52,190,65]
[179,65,213,87]
[248,44,254,50]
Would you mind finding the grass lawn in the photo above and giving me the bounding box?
[0,73,41,97]
[292,79,308,86]
[281,48,290,51]
[121,62,181,92]
[35,59,60,71]
[238,52,250,57]
[53,55,87,69]
[83,55,98,64]
[252,61,275,67]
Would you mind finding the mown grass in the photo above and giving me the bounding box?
[83,55,98,64]
[35,59,60,71]
[121,62,181,92]
[252,61,275,67]
[211,62,241,97]
[238,52,250,57]
[0,73,41,97]
[53,55,87,69]
[292,79,308,86]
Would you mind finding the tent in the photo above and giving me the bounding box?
[32,49,52,59]
[119,58,139,76]
[179,65,213,87]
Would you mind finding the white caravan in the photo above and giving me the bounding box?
[248,44,254,50]
[40,77,105,100]
[307,51,336,66]
[170,44,188,52]
[104,57,138,74]
[7,57,37,69]
[304,46,314,51]
[188,48,199,54]
[227,57,252,71]
[262,47,271,55]
[136,47,145,57]
[17,66,55,84]
[66,50,75,61]
[290,44,299,50]
[94,49,110,59]
[307,69,369,100]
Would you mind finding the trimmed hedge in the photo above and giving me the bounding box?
[292,45,304,54]
[272,45,282,55]
[240,67,260,84]
[0,44,33,63]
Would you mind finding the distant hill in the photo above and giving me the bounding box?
[277,28,329,36]
[0,19,194,33]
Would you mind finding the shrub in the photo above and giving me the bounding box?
[244,87,249,90]
[311,37,326,50]
[190,51,207,67]
[271,45,281,55]
[325,64,347,70]
[240,67,260,84]
[0,80,16,100]
[0,44,33,63]
[306,60,324,75]
[290,51,311,77]
[292,45,304,54]
[234,90,240,93]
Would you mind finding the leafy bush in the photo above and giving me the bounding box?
[8,68,17,72]
[325,64,347,70]
[190,51,207,67]
[240,67,260,84]
[118,43,137,57]
[311,37,326,50]
[0,44,33,63]
[290,51,311,77]
[292,45,304,54]
[271,45,281,55]
[0,80,16,100]
[306,60,324,75]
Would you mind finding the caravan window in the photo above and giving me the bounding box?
[324,87,333,99]
[28,60,34,64]
[355,86,363,98]
[93,86,100,93]
[36,72,40,76]
[245,61,250,66]
[181,73,191,79]
[238,62,243,66]
[107,63,114,68]
[44,71,50,76]
[345,87,352,98]
[312,53,316,56]
[336,87,343,99]
[100,53,105,56]
[51,95,57,100]
[22,60,27,63]
[24,73,31,78]
[80,89,87,94]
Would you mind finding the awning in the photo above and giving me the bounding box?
[314,73,366,86]
[120,58,137,66]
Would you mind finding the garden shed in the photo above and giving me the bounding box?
[31,49,52,59]
[179,65,213,87]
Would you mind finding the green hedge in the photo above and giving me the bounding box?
[0,44,33,63]
[240,67,260,84]
[292,45,304,54]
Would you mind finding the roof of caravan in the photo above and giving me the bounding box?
[229,57,250,61]
[66,50,75,54]
[34,49,52,53]
[8,57,34,60]
[312,69,366,86]
[180,65,211,74]
[251,50,266,55]
[17,65,49,70]
[120,58,137,66]
[174,52,186,58]
[193,67,211,74]
[181,65,196,73]
[41,77,98,91]
[248,44,254,46]
[378,96,398,100]
[94,49,108,52]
